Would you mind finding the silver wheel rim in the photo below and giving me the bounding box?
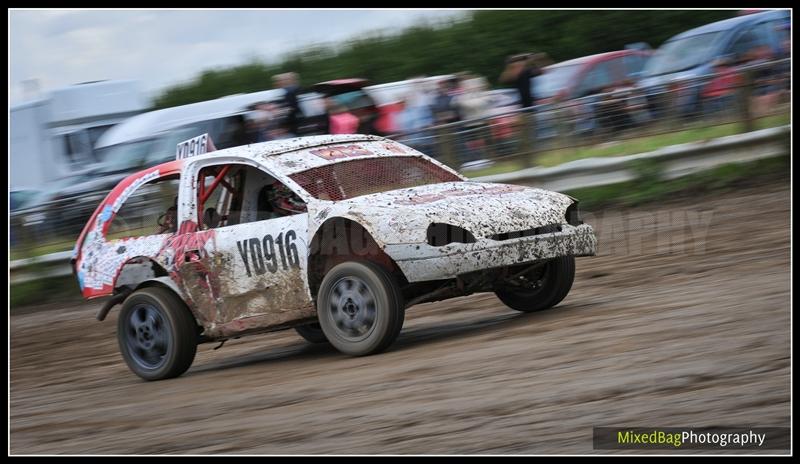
[328,276,378,342]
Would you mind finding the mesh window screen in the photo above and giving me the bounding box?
[290,157,462,201]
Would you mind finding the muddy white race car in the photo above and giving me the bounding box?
[72,134,597,380]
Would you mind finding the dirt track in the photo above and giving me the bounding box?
[10,179,790,454]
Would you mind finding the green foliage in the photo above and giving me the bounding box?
[153,10,736,109]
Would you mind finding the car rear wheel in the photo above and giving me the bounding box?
[316,261,404,356]
[494,256,575,312]
[294,323,329,344]
[117,287,198,381]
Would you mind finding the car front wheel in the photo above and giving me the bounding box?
[316,261,404,356]
[494,256,575,312]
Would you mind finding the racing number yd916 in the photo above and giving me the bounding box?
[237,230,300,277]
[176,134,210,160]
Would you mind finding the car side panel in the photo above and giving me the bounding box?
[174,214,314,339]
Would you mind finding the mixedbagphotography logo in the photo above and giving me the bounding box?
[593,427,791,450]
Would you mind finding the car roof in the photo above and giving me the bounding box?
[311,79,370,94]
[365,75,454,91]
[95,88,286,149]
[545,50,647,70]
[670,9,788,40]
[364,75,455,105]
[151,134,429,176]
[195,134,381,160]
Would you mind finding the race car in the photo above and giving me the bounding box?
[71,134,597,380]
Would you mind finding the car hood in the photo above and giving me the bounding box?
[313,181,575,244]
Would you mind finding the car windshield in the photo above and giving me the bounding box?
[643,32,723,77]
[290,156,463,201]
[533,64,582,99]
[95,139,157,174]
[333,91,376,110]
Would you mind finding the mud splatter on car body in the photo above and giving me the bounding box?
[73,135,596,342]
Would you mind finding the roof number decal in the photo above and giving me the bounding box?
[309,145,373,160]
[176,133,216,160]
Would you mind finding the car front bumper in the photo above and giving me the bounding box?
[384,223,597,282]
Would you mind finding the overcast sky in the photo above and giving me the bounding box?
[9,9,467,106]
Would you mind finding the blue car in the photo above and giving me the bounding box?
[637,9,790,119]
[531,49,654,138]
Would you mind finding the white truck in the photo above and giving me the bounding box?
[10,80,147,194]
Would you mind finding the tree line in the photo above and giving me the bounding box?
[153,10,736,109]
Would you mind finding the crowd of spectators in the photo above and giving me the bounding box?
[238,37,788,168]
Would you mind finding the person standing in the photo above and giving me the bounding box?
[499,52,548,109]
[453,76,493,167]
[454,76,491,122]
[272,72,305,137]
[431,77,461,125]
[500,53,551,160]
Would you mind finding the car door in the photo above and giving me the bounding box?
[174,158,313,334]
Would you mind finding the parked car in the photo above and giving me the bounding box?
[533,49,653,137]
[365,75,454,134]
[72,134,597,380]
[11,189,47,212]
[534,49,652,105]
[310,76,454,136]
[637,9,790,118]
[10,189,49,247]
[10,179,74,246]
[310,79,387,135]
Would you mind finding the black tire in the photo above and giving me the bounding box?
[316,261,405,356]
[117,287,198,381]
[494,256,575,312]
[294,323,329,344]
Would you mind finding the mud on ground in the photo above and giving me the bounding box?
[10,179,790,454]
